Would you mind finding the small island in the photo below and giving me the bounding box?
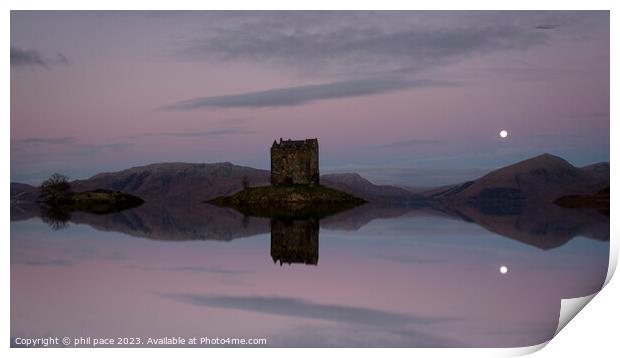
[51,189,145,214]
[207,138,366,218]
[40,173,144,214]
[208,183,366,219]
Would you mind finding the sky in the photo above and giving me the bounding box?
[10,11,610,186]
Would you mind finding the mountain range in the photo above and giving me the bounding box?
[10,153,609,207]
[11,162,422,205]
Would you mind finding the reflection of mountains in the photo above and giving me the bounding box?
[434,202,609,250]
[71,203,270,242]
[11,199,608,250]
[320,204,424,231]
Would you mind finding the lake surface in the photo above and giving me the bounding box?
[10,202,609,347]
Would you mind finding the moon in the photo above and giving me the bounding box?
[499,130,508,138]
[500,266,508,274]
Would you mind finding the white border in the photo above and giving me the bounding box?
[3,1,617,357]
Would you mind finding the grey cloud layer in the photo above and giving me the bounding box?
[12,138,132,157]
[17,258,73,267]
[65,143,133,156]
[145,129,254,136]
[164,77,453,110]
[164,293,455,328]
[11,46,69,68]
[16,137,77,145]
[163,11,605,110]
[179,11,606,76]
[164,266,250,274]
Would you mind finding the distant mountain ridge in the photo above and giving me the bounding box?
[10,182,39,203]
[581,162,610,179]
[321,173,423,202]
[72,162,270,204]
[10,154,609,206]
[431,154,609,204]
[11,162,419,204]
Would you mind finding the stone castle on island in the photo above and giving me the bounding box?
[271,138,319,186]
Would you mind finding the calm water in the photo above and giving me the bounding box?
[10,202,609,347]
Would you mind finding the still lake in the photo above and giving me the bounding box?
[10,202,609,347]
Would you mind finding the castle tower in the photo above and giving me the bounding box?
[270,138,319,186]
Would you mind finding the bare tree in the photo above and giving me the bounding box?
[39,173,71,204]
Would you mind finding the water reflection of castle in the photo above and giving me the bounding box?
[271,218,319,266]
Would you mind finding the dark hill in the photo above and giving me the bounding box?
[71,162,270,204]
[581,162,610,179]
[62,163,419,204]
[433,154,609,204]
[321,173,424,203]
[10,183,40,203]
